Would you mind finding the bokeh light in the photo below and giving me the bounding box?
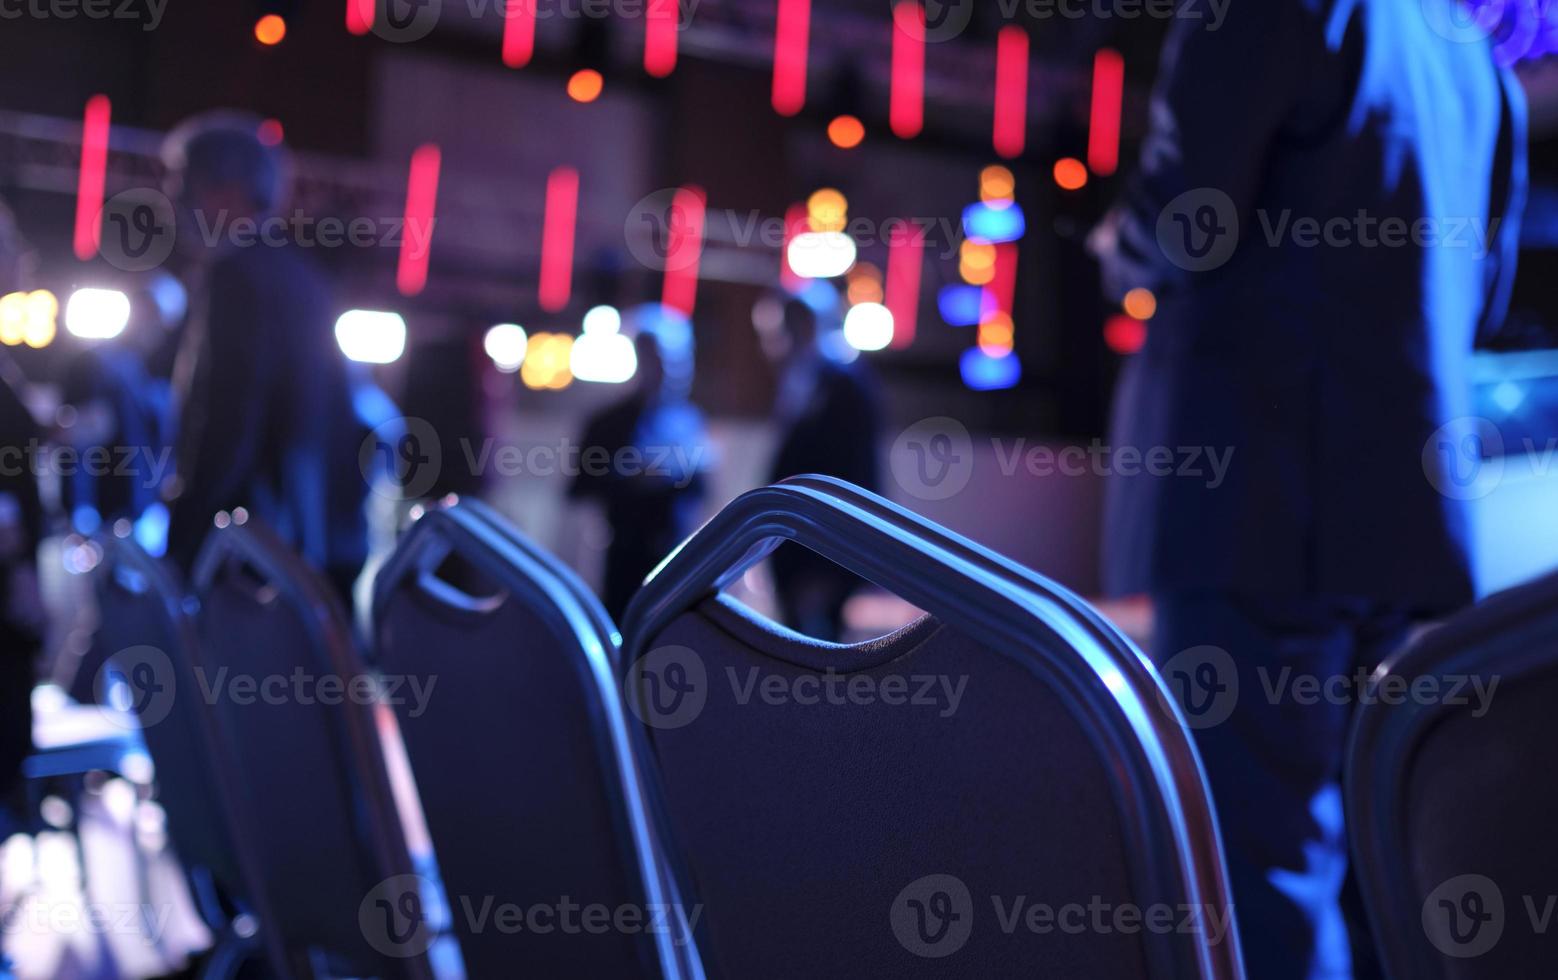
[566,69,604,103]
[806,188,848,233]
[843,302,894,351]
[484,323,528,373]
[979,165,1015,203]
[1122,287,1157,320]
[521,332,575,389]
[1053,157,1088,191]
[254,14,286,46]
[959,240,997,285]
[827,115,865,149]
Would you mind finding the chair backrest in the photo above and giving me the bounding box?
[621,476,1242,979]
[191,513,432,980]
[92,532,293,976]
[1347,568,1558,977]
[370,498,700,979]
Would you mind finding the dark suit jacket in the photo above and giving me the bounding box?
[767,356,882,588]
[1099,0,1526,608]
[768,356,882,492]
[570,394,707,620]
[168,243,368,577]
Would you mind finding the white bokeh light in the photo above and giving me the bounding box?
[483,323,528,373]
[843,302,894,352]
[64,288,130,340]
[334,310,407,364]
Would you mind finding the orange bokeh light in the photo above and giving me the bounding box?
[980,164,1015,203]
[978,313,1014,356]
[827,115,865,149]
[254,14,287,46]
[567,69,604,103]
[1122,287,1157,320]
[1053,157,1088,191]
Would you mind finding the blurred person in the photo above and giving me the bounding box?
[57,272,183,542]
[161,112,368,601]
[0,204,41,823]
[761,283,882,640]
[1089,1,1526,976]
[570,304,708,620]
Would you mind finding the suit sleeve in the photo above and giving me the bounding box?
[187,261,276,499]
[277,277,338,569]
[1096,0,1326,301]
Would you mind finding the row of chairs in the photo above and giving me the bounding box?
[89,475,1553,978]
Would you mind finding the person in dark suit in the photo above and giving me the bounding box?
[762,284,882,640]
[1090,1,1526,976]
[570,304,708,620]
[161,113,368,600]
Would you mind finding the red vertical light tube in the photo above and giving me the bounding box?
[989,242,1019,316]
[993,26,1029,159]
[1088,48,1124,176]
[73,95,111,261]
[890,2,925,139]
[885,220,923,349]
[661,186,706,317]
[645,0,679,77]
[772,0,811,115]
[397,143,441,297]
[539,166,580,312]
[346,0,373,34]
[502,0,537,68]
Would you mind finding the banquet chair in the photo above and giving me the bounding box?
[192,512,434,979]
[620,476,1243,979]
[1347,568,1558,977]
[371,498,701,980]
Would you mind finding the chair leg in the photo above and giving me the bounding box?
[198,925,258,980]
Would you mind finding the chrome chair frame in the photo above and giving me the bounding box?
[622,476,1244,980]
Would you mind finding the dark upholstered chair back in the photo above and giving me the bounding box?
[371,498,701,980]
[621,477,1242,979]
[1348,568,1558,978]
[193,514,432,980]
